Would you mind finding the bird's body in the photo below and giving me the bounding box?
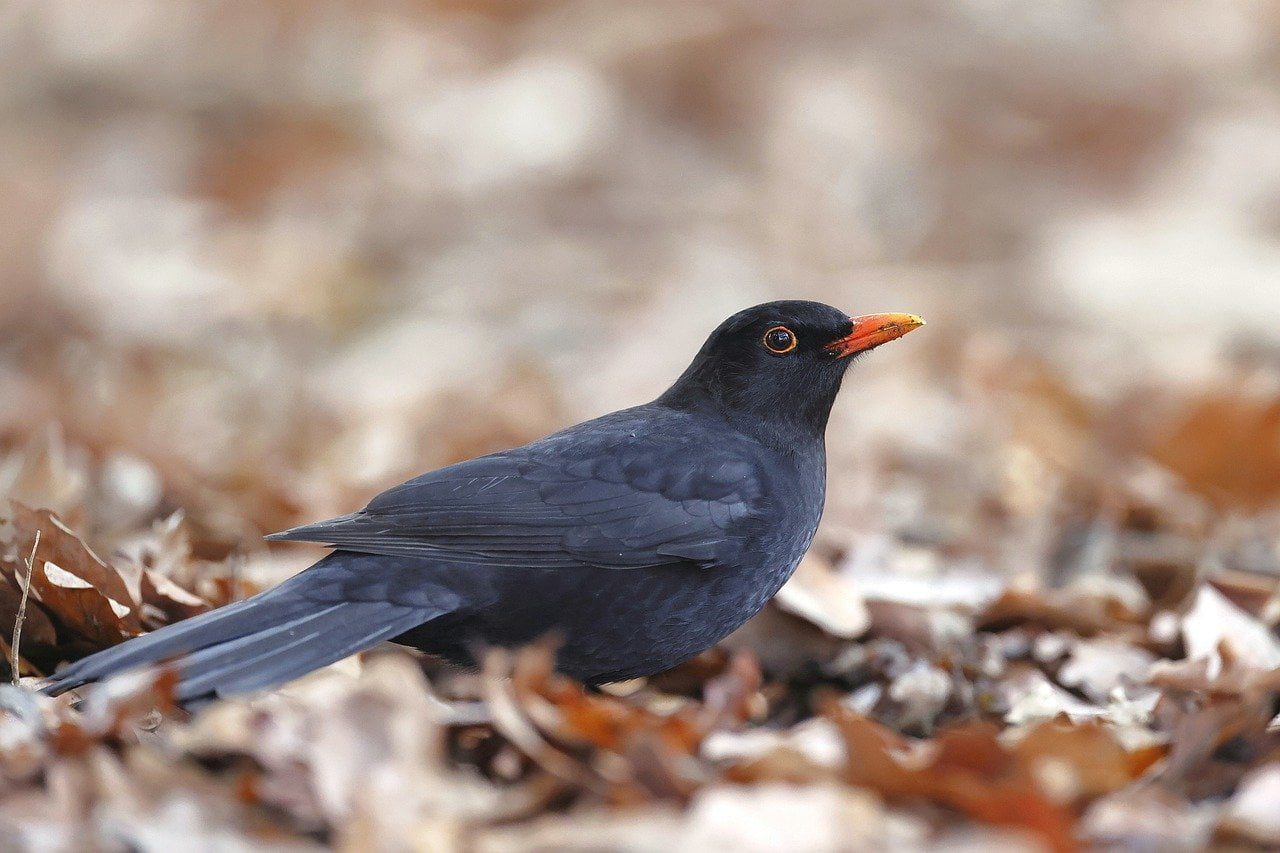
[381,404,828,682]
[43,301,922,703]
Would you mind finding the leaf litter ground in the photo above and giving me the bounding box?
[2,353,1280,851]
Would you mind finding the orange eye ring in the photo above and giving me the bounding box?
[762,326,797,354]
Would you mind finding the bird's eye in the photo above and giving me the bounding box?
[762,326,797,354]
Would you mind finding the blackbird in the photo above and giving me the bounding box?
[44,301,923,703]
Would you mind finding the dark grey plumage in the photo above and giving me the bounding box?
[43,300,922,703]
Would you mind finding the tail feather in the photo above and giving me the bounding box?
[41,591,308,696]
[173,602,428,702]
[41,554,449,703]
[168,604,348,700]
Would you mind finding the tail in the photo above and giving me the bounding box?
[41,553,448,705]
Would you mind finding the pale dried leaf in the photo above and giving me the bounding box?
[773,555,869,639]
[1182,585,1280,676]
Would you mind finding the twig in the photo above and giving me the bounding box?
[11,529,39,685]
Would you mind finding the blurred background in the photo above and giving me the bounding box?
[2,0,1280,603]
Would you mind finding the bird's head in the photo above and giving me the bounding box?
[658,300,925,441]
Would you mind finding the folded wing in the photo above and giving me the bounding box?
[267,412,764,571]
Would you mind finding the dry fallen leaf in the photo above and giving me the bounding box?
[0,573,57,661]
[1006,719,1164,803]
[823,702,1078,851]
[772,554,870,640]
[6,502,144,649]
[140,570,212,626]
[32,560,138,647]
[1181,585,1280,676]
[7,503,140,621]
[1056,637,1156,703]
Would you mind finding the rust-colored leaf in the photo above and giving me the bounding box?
[7,502,143,640]
[1009,720,1163,800]
[33,561,139,647]
[824,700,1080,852]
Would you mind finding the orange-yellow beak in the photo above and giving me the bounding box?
[825,313,926,358]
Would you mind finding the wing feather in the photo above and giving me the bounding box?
[267,410,764,571]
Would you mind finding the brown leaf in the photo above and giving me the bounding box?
[140,569,213,625]
[823,702,1078,852]
[7,502,143,638]
[978,585,1145,638]
[1009,720,1164,801]
[0,571,57,652]
[33,561,139,647]
[491,645,720,803]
